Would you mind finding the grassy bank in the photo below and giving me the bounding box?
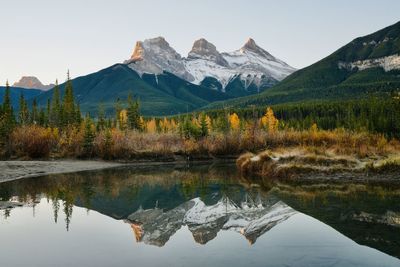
[4,123,400,163]
[236,143,400,181]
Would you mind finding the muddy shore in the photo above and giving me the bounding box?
[0,160,124,183]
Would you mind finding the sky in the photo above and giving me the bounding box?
[1,0,399,85]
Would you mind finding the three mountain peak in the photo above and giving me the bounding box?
[130,36,263,61]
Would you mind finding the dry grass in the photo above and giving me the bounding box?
[6,125,400,162]
[236,146,400,180]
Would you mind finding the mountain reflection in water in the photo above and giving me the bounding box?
[0,163,399,266]
[127,197,296,246]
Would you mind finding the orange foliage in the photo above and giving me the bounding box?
[229,113,240,131]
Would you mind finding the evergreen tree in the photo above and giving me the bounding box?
[46,99,51,126]
[31,98,38,124]
[82,115,95,157]
[127,94,141,130]
[180,115,201,139]
[75,105,81,125]
[97,103,106,131]
[0,81,15,157]
[114,98,122,129]
[199,113,209,137]
[50,80,61,127]
[215,110,229,133]
[62,71,76,126]
[38,108,46,126]
[2,81,14,127]
[102,128,113,159]
[18,93,29,125]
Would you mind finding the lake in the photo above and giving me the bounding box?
[0,163,399,267]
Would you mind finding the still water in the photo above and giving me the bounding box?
[0,163,399,267]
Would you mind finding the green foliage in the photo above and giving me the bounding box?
[102,129,113,160]
[214,110,230,133]
[50,81,61,127]
[82,115,95,157]
[127,94,141,130]
[61,71,79,126]
[18,93,29,125]
[96,103,106,131]
[204,96,400,138]
[0,82,16,157]
[180,116,201,139]
[199,113,209,137]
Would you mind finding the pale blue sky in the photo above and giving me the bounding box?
[1,0,399,85]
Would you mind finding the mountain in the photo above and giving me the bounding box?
[204,21,400,109]
[13,76,54,90]
[33,37,294,116]
[125,37,296,97]
[0,86,43,109]
[34,64,231,116]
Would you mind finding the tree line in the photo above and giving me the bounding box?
[1,73,399,159]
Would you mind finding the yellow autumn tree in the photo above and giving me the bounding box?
[261,107,279,133]
[159,117,167,133]
[146,118,157,134]
[310,123,318,133]
[119,109,128,130]
[169,119,178,132]
[205,115,212,130]
[192,116,200,128]
[229,113,240,131]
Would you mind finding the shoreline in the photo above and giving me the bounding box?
[1,151,399,184]
[0,160,124,184]
[0,158,237,184]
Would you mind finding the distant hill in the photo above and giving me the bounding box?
[33,64,232,116]
[0,86,42,109]
[204,21,400,110]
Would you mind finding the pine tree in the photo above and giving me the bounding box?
[62,71,76,126]
[75,105,81,125]
[97,103,106,131]
[215,110,230,133]
[2,81,14,126]
[50,80,61,127]
[31,98,38,124]
[18,93,29,125]
[114,98,122,129]
[82,115,95,157]
[46,99,51,126]
[38,108,46,126]
[0,81,15,157]
[127,94,141,130]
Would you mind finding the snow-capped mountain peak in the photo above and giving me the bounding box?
[125,36,296,92]
[240,38,275,60]
[188,38,228,67]
[125,37,194,81]
[130,36,179,62]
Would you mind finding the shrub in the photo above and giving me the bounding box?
[10,125,57,158]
